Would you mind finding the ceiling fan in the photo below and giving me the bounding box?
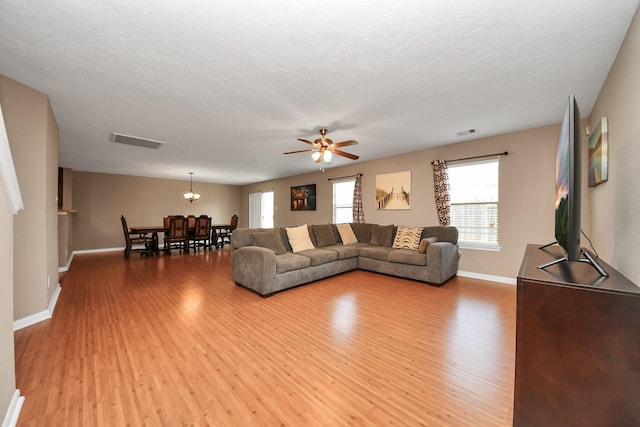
[283,128,359,163]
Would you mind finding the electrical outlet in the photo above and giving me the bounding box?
[47,275,51,288]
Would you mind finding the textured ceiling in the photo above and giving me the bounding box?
[0,0,638,185]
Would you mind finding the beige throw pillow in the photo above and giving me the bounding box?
[285,224,315,253]
[336,223,358,245]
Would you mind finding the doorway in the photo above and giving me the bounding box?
[249,191,274,228]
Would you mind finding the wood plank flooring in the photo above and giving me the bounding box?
[14,248,516,426]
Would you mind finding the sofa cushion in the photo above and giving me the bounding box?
[336,223,358,245]
[231,228,259,248]
[286,224,315,253]
[275,253,312,274]
[358,245,393,261]
[418,237,438,254]
[388,249,427,266]
[313,224,337,247]
[276,227,293,252]
[392,226,424,250]
[297,248,339,266]
[252,230,287,255]
[330,224,343,244]
[321,244,359,260]
[351,223,374,243]
[370,225,395,246]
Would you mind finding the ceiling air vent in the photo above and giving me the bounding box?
[456,128,478,136]
[111,132,164,149]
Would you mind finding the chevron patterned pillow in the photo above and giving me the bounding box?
[392,226,424,251]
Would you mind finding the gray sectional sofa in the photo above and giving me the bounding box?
[230,223,459,297]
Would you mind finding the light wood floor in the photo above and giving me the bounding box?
[14,248,516,426]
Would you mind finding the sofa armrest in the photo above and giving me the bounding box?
[232,246,278,295]
[426,242,459,284]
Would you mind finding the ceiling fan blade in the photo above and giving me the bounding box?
[333,140,358,148]
[283,149,313,155]
[333,149,359,160]
[297,138,317,146]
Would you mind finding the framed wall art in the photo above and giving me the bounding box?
[290,184,316,211]
[375,170,411,210]
[588,117,608,187]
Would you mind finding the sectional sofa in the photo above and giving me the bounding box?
[230,223,459,297]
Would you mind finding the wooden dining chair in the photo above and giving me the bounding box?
[217,214,239,247]
[164,215,189,253]
[190,215,212,251]
[120,215,151,257]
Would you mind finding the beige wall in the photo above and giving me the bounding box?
[46,100,59,303]
[0,75,59,320]
[588,5,640,284]
[58,213,73,268]
[58,168,74,268]
[242,123,564,279]
[72,171,243,250]
[0,116,16,427]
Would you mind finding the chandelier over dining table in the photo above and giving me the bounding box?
[184,172,200,203]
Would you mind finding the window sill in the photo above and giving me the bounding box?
[458,242,501,252]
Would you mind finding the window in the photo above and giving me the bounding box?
[333,178,355,223]
[448,159,500,250]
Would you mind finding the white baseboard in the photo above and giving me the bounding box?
[58,251,75,273]
[13,282,62,331]
[457,270,516,285]
[48,282,61,316]
[59,247,124,272]
[1,389,24,427]
[73,247,123,255]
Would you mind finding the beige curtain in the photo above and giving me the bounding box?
[352,173,365,223]
[432,160,450,226]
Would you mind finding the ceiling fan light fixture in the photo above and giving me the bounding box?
[284,128,359,164]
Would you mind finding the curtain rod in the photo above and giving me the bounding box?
[431,151,508,165]
[328,173,362,181]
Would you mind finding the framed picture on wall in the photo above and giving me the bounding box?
[375,170,411,210]
[588,117,608,187]
[291,184,316,211]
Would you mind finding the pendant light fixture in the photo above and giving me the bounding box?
[184,172,200,203]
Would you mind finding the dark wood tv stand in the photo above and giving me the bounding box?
[514,244,640,426]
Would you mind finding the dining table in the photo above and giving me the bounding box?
[129,223,234,254]
[128,225,165,255]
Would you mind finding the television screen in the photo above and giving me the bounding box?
[554,94,581,261]
[540,94,607,276]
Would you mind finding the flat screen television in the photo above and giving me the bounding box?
[554,94,581,261]
[539,94,607,276]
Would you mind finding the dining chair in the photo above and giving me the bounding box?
[120,215,151,257]
[190,215,212,251]
[217,214,239,247]
[164,215,189,253]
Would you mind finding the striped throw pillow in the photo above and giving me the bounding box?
[392,226,424,251]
